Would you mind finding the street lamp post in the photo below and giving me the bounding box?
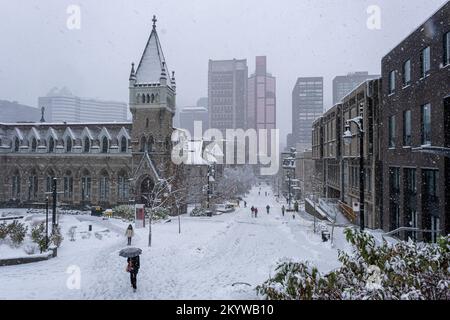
[343,114,365,231]
[45,196,49,249]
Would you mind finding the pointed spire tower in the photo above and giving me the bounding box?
[129,15,177,184]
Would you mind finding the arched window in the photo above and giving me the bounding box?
[48,137,55,153]
[120,136,127,153]
[136,94,141,103]
[46,169,55,193]
[151,94,155,103]
[99,170,109,202]
[101,137,109,153]
[84,137,90,153]
[31,138,37,152]
[63,170,73,200]
[148,136,154,152]
[14,138,19,152]
[28,169,38,200]
[66,137,72,153]
[142,94,146,104]
[117,171,129,201]
[146,118,149,128]
[140,136,147,152]
[81,169,91,202]
[155,93,159,103]
[146,94,150,104]
[12,169,20,199]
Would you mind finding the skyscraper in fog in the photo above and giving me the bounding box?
[208,59,248,132]
[247,56,276,131]
[292,77,323,151]
[332,72,379,104]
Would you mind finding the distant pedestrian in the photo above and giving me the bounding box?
[255,208,258,218]
[244,201,247,208]
[127,255,140,292]
[125,224,134,246]
[266,205,270,214]
[281,205,285,217]
[294,201,299,212]
[251,206,255,218]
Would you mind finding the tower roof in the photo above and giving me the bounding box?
[134,15,172,88]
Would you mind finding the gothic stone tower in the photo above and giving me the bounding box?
[129,16,181,207]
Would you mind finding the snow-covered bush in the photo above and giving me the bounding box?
[147,207,169,222]
[23,243,39,255]
[257,228,450,300]
[0,222,8,240]
[8,221,28,247]
[50,225,64,248]
[31,222,47,253]
[214,166,256,202]
[113,205,134,221]
[190,207,209,217]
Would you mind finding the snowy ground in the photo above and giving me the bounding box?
[0,185,357,300]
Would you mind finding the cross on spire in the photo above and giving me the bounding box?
[152,15,157,29]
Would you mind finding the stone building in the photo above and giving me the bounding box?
[0,17,186,212]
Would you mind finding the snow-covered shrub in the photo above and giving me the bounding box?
[31,222,47,253]
[190,207,208,217]
[113,205,134,221]
[147,207,169,222]
[0,222,8,240]
[23,243,39,255]
[50,225,64,248]
[8,221,28,247]
[257,228,450,300]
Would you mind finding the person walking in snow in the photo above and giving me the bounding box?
[127,255,140,292]
[266,205,270,214]
[255,207,258,218]
[244,201,247,208]
[125,224,134,246]
[251,206,255,218]
[281,205,285,217]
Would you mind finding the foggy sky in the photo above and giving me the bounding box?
[0,0,447,144]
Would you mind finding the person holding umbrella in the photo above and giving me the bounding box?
[119,247,142,293]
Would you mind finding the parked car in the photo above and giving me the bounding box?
[215,203,235,214]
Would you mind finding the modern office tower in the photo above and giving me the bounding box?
[332,72,379,104]
[208,59,248,132]
[292,77,324,152]
[38,87,128,123]
[247,56,276,131]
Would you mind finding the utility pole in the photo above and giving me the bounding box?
[52,178,57,232]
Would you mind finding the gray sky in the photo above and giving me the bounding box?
[0,0,447,143]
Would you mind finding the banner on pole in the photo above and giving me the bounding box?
[135,204,145,228]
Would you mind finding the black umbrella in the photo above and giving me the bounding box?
[119,247,142,258]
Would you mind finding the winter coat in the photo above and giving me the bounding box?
[125,229,134,238]
[127,256,140,272]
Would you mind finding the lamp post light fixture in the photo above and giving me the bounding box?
[343,115,365,231]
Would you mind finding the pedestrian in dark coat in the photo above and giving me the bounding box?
[251,206,255,218]
[266,205,270,214]
[127,255,140,292]
[125,224,134,246]
[255,208,258,218]
[281,205,285,217]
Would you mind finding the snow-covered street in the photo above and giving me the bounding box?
[0,185,350,300]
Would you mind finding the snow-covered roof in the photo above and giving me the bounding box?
[135,20,172,88]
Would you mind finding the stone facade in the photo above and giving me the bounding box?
[0,17,187,213]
